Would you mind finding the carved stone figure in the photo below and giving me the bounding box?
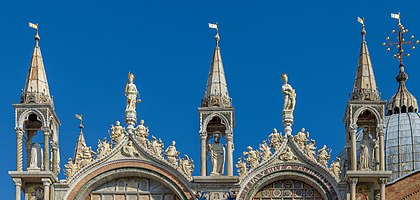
[243,146,259,169]
[268,128,283,152]
[148,136,164,158]
[64,158,78,180]
[259,140,272,161]
[355,188,369,200]
[97,138,112,158]
[279,147,297,161]
[330,157,341,179]
[281,74,296,112]
[110,121,125,145]
[294,128,309,150]
[208,134,225,176]
[125,72,141,111]
[236,158,248,179]
[78,143,95,168]
[179,155,194,179]
[360,127,374,170]
[305,140,316,160]
[134,119,149,147]
[164,141,180,166]
[316,145,330,167]
[122,141,140,157]
[29,143,43,170]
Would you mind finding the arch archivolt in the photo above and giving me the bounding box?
[238,163,340,200]
[17,108,47,129]
[201,112,232,133]
[352,106,382,125]
[65,160,195,200]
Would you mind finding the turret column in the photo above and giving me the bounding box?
[200,131,207,176]
[377,125,385,170]
[379,178,387,200]
[350,124,357,171]
[349,178,358,200]
[16,128,23,171]
[42,127,50,171]
[226,131,233,176]
[52,144,58,175]
[13,178,22,200]
[42,178,51,200]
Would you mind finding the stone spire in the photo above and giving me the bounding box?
[201,29,232,107]
[351,23,380,101]
[73,115,87,165]
[21,27,52,104]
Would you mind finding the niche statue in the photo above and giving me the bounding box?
[208,133,225,176]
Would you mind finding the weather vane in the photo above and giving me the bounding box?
[382,12,419,68]
[357,17,366,40]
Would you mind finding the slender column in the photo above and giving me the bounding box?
[377,125,385,171]
[200,131,207,176]
[42,127,50,171]
[349,178,358,200]
[52,144,58,175]
[226,131,233,176]
[16,128,24,171]
[13,178,22,200]
[379,178,386,200]
[350,124,358,171]
[42,178,51,200]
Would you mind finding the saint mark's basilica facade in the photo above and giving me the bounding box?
[8,15,420,200]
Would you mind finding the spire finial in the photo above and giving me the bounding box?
[29,22,40,45]
[209,22,219,46]
[358,17,366,41]
[75,114,84,131]
[383,12,419,76]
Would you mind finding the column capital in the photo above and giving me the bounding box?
[199,131,207,139]
[12,178,22,186]
[15,127,23,133]
[349,124,358,133]
[378,178,387,185]
[348,177,358,185]
[376,124,386,136]
[41,178,52,186]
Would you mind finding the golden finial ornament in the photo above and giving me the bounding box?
[28,22,40,43]
[382,13,419,69]
[75,114,84,129]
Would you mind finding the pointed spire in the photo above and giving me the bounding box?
[21,23,52,104]
[73,114,87,165]
[351,19,380,101]
[201,23,232,107]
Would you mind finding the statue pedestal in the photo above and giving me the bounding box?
[125,109,137,134]
[282,110,294,137]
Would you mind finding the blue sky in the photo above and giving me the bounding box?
[1,1,420,198]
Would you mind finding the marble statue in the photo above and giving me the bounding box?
[208,133,225,176]
[281,73,296,112]
[316,145,330,167]
[243,146,259,169]
[359,127,374,170]
[305,140,316,160]
[29,143,43,170]
[64,158,78,180]
[179,155,194,179]
[149,136,164,158]
[134,119,149,147]
[97,138,112,158]
[125,72,141,111]
[259,140,272,161]
[294,128,309,150]
[122,141,140,157]
[78,143,96,168]
[330,157,341,179]
[110,121,125,145]
[164,141,180,166]
[268,128,283,152]
[236,158,248,179]
[279,147,297,161]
